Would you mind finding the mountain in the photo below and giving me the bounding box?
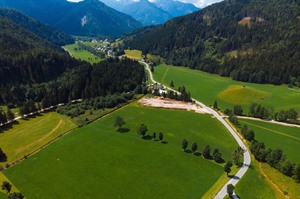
[124,0,300,85]
[154,0,199,17]
[101,0,199,25]
[0,16,78,87]
[0,8,74,46]
[122,0,172,25]
[1,0,142,36]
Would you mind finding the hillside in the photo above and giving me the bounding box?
[122,0,172,25]
[124,0,300,85]
[0,8,74,46]
[0,16,77,87]
[1,0,142,36]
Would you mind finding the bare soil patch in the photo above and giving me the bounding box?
[139,97,210,114]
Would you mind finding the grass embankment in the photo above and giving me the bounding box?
[235,119,300,199]
[153,64,300,112]
[239,119,300,163]
[4,104,238,199]
[0,112,76,165]
[124,49,142,60]
[235,158,277,199]
[63,43,101,64]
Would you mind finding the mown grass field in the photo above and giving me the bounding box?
[239,119,300,164]
[63,43,101,64]
[153,64,300,112]
[4,104,238,199]
[124,49,142,60]
[0,112,76,165]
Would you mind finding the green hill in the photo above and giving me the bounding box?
[124,0,300,85]
[0,8,74,46]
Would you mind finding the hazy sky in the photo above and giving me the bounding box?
[67,0,224,8]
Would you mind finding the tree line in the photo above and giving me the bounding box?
[223,102,299,124]
[0,58,145,110]
[239,123,300,182]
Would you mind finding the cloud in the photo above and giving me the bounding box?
[66,0,224,8]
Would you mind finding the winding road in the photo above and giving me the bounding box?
[141,61,251,199]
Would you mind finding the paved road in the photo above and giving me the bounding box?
[141,61,251,199]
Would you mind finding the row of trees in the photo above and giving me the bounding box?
[250,140,300,182]
[181,140,224,163]
[113,117,165,141]
[57,93,135,118]
[2,181,24,199]
[223,102,299,124]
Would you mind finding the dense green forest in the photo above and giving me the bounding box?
[0,8,74,46]
[0,16,78,86]
[0,15,146,109]
[124,0,300,85]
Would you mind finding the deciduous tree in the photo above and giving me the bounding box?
[1,181,11,193]
[137,124,148,138]
[114,116,125,131]
[191,142,197,154]
[224,161,233,176]
[182,139,188,151]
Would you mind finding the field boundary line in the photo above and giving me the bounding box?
[161,67,170,84]
[240,120,300,141]
[258,162,289,199]
[2,97,143,170]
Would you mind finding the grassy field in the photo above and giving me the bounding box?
[4,104,238,199]
[0,112,76,165]
[239,119,300,163]
[235,159,277,199]
[63,43,101,64]
[261,163,300,199]
[153,64,300,112]
[124,49,142,60]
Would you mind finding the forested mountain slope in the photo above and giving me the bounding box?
[125,0,300,85]
[0,16,78,86]
[1,0,142,36]
[0,8,74,46]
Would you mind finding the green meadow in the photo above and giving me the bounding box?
[124,49,142,60]
[153,64,300,112]
[4,104,238,199]
[239,119,300,163]
[63,43,101,64]
[0,112,76,165]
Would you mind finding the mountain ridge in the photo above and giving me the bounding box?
[1,0,142,36]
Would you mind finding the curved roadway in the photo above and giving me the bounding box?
[141,61,251,199]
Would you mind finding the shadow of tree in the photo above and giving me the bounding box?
[194,152,202,157]
[143,135,153,140]
[117,128,130,133]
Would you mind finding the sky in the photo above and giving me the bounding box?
[67,0,224,8]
